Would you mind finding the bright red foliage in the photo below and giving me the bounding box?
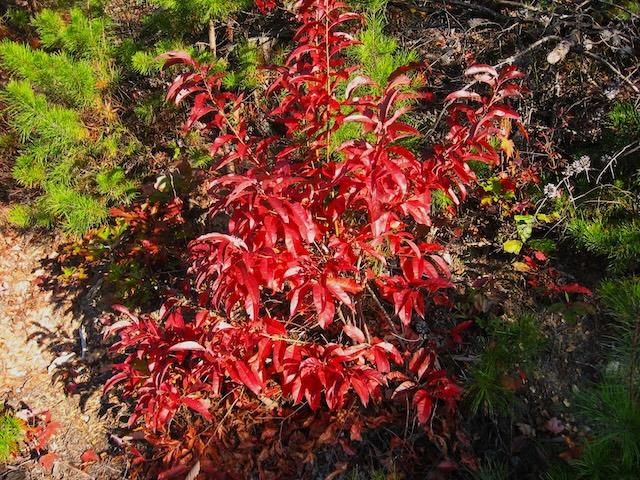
[106,0,525,474]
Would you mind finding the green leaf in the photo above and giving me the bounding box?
[503,239,523,254]
[514,214,535,243]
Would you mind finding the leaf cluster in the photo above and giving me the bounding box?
[151,0,252,23]
[104,1,527,475]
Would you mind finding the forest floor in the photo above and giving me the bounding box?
[0,0,638,479]
[0,203,608,478]
[0,209,126,479]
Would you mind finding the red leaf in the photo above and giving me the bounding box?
[559,283,592,295]
[345,75,374,98]
[343,324,365,343]
[158,51,199,69]
[158,464,190,480]
[236,360,262,394]
[182,397,212,420]
[169,341,206,352]
[326,277,356,307]
[444,90,482,103]
[350,419,363,441]
[80,449,99,464]
[534,250,547,261]
[103,371,128,393]
[412,389,433,424]
[38,452,58,471]
[36,421,60,450]
[465,64,498,78]
[392,380,417,398]
[350,376,370,407]
[450,320,474,345]
[408,348,432,381]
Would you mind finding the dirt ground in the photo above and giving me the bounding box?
[0,209,126,479]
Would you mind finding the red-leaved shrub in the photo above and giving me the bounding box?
[106,0,524,476]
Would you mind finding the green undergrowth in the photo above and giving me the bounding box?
[565,100,640,273]
[0,412,24,463]
[544,278,640,478]
[332,0,421,149]
[466,314,544,416]
[1,7,139,234]
[2,0,267,235]
[568,216,640,272]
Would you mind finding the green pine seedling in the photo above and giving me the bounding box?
[474,459,509,480]
[152,0,252,25]
[0,412,24,462]
[466,315,543,415]
[598,278,640,387]
[573,381,640,478]
[1,80,88,145]
[33,8,112,60]
[0,41,97,108]
[466,351,515,416]
[569,217,640,272]
[6,204,33,228]
[43,183,109,235]
[96,168,137,204]
[351,0,419,88]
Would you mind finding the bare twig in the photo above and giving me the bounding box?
[493,0,544,13]
[208,19,217,57]
[596,142,640,183]
[582,50,640,94]
[494,35,562,67]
